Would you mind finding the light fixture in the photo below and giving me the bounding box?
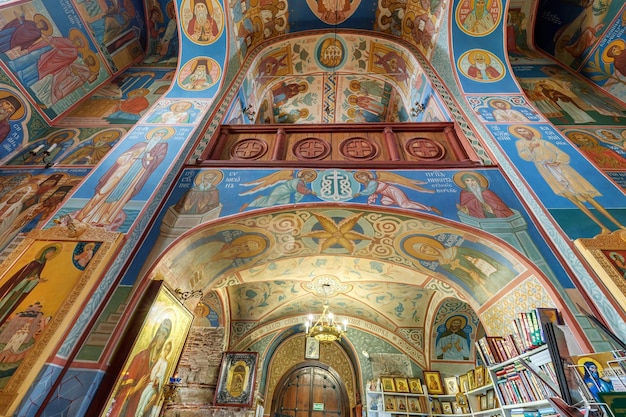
[175,288,203,300]
[24,143,57,168]
[242,104,255,121]
[305,284,347,343]
[411,101,425,117]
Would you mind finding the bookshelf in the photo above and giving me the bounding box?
[366,389,429,417]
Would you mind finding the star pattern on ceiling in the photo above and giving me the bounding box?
[302,212,371,253]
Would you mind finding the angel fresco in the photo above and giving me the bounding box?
[239,170,317,211]
[352,171,441,215]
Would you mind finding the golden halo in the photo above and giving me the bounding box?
[602,39,626,63]
[34,14,53,36]
[0,92,25,120]
[82,50,101,74]
[3,184,34,202]
[36,243,63,260]
[221,234,267,258]
[452,171,489,189]
[469,0,492,11]
[194,302,210,318]
[298,169,317,181]
[577,357,604,373]
[300,108,310,118]
[468,50,492,65]
[128,88,150,97]
[487,98,510,109]
[95,129,122,142]
[172,101,193,111]
[445,315,467,330]
[567,131,597,145]
[403,235,445,262]
[148,126,175,140]
[508,124,540,139]
[69,28,89,52]
[194,170,223,186]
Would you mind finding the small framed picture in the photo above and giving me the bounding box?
[459,374,469,393]
[467,369,476,390]
[486,389,496,409]
[443,376,459,395]
[452,401,463,414]
[408,377,423,394]
[396,397,407,411]
[382,376,396,392]
[408,397,421,413]
[441,401,453,414]
[474,366,485,387]
[431,399,442,414]
[480,394,487,411]
[305,337,320,359]
[484,368,492,385]
[384,396,396,411]
[424,371,444,394]
[395,377,409,393]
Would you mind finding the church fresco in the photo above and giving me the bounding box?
[512,64,626,125]
[58,67,177,126]
[0,169,90,252]
[146,99,207,124]
[455,0,502,37]
[487,123,626,238]
[60,125,193,233]
[144,0,179,65]
[130,167,577,296]
[0,87,30,158]
[468,96,541,123]
[0,2,109,120]
[534,0,622,68]
[0,227,121,396]
[180,0,224,44]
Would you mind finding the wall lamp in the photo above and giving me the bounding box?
[24,143,57,168]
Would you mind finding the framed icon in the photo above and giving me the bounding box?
[441,401,453,414]
[459,374,469,393]
[305,337,320,359]
[395,377,409,393]
[444,376,459,395]
[408,377,423,394]
[424,370,444,394]
[474,366,485,387]
[384,396,396,411]
[382,376,396,392]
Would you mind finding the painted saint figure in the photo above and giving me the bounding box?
[186,0,219,42]
[407,235,515,303]
[435,316,471,360]
[454,172,514,218]
[511,125,626,234]
[462,0,496,34]
[75,127,172,227]
[0,243,60,325]
[0,95,23,144]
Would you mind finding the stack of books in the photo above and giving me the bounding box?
[475,308,563,366]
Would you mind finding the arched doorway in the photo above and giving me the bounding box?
[271,364,351,417]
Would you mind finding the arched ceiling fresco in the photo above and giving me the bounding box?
[152,205,560,366]
[232,32,451,124]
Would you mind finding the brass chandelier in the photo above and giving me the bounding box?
[305,301,347,343]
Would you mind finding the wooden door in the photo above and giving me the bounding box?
[272,364,350,417]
